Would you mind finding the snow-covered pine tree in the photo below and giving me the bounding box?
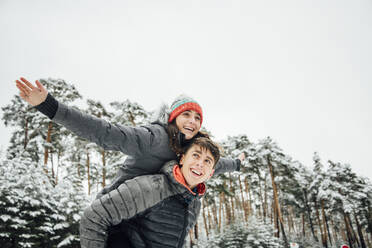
[295,162,318,242]
[102,99,150,182]
[2,95,41,162]
[220,135,252,224]
[309,152,328,247]
[2,78,82,181]
[200,217,282,248]
[1,78,85,247]
[324,160,369,248]
[109,99,149,127]
[85,99,113,191]
[0,155,67,247]
[52,167,88,248]
[37,78,82,176]
[251,137,289,247]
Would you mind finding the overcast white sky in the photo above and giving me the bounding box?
[1,0,371,179]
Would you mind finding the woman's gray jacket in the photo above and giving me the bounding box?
[80,160,205,248]
[50,100,240,197]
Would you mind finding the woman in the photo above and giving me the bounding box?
[15,77,244,192]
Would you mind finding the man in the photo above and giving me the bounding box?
[80,137,220,248]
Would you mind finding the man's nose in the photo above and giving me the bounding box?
[195,160,204,168]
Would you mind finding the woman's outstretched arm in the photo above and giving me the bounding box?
[15,77,154,156]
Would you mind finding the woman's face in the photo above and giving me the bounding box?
[175,110,201,139]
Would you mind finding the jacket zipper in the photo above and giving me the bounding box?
[178,197,190,248]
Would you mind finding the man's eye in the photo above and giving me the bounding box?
[193,153,199,158]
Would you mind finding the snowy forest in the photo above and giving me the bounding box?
[1,78,371,248]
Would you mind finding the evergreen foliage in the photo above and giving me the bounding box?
[201,217,282,248]
[2,78,371,247]
[0,155,86,248]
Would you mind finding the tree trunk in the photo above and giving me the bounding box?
[354,211,367,248]
[315,200,325,246]
[287,207,295,234]
[24,117,29,149]
[212,197,218,228]
[323,205,332,246]
[290,207,296,233]
[55,149,61,185]
[341,224,348,243]
[347,213,360,247]
[194,223,198,240]
[87,152,91,195]
[258,180,264,218]
[202,198,209,239]
[218,193,223,232]
[320,200,329,248]
[270,201,278,227]
[50,151,55,180]
[244,178,252,216]
[343,211,354,248]
[364,229,371,248]
[44,121,53,169]
[302,213,306,237]
[287,213,291,233]
[238,175,248,222]
[367,205,372,237]
[77,154,81,178]
[330,218,338,244]
[222,186,232,225]
[102,150,106,187]
[268,156,289,248]
[229,173,235,222]
[274,201,279,237]
[205,198,212,230]
[264,174,268,222]
[189,230,193,247]
[129,112,136,126]
[303,189,318,241]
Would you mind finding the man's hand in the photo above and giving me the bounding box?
[15,77,48,106]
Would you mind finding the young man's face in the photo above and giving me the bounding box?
[180,145,215,189]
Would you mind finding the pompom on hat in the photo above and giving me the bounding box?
[168,95,203,125]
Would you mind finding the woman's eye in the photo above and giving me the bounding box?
[195,116,201,121]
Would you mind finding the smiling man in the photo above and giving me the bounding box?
[80,137,220,248]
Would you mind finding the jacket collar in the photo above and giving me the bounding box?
[161,160,206,196]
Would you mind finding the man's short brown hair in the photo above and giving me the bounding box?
[183,137,220,167]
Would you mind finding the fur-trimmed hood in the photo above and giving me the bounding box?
[150,102,171,125]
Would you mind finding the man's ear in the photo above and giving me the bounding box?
[179,154,185,165]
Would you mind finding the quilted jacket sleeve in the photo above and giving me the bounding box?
[79,174,173,248]
[213,157,241,175]
[52,101,156,156]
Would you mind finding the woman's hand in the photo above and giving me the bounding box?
[15,77,48,106]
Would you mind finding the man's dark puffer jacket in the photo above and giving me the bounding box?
[80,160,205,248]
